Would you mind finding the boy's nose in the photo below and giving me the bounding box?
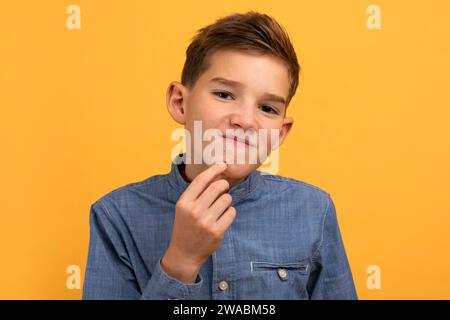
[228,105,257,132]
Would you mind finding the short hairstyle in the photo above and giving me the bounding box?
[181,11,300,107]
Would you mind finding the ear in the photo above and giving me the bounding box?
[166,81,188,125]
[278,116,294,147]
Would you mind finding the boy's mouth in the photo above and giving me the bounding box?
[222,133,256,148]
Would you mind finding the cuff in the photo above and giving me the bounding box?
[140,258,203,300]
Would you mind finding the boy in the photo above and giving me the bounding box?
[82,11,358,300]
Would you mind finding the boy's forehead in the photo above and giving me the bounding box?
[206,49,286,74]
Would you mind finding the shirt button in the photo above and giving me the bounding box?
[278,268,288,280]
[218,281,229,291]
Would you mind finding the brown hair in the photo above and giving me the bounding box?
[181,11,300,107]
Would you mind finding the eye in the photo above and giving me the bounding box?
[212,91,234,100]
[259,105,278,115]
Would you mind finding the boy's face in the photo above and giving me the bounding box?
[167,48,294,184]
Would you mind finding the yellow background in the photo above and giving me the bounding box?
[1,0,449,299]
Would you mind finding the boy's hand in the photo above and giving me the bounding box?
[161,162,236,284]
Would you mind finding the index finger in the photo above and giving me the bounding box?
[181,162,227,202]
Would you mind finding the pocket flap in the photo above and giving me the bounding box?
[251,260,309,274]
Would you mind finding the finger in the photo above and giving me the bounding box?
[181,162,227,202]
[196,179,230,210]
[206,192,232,221]
[214,206,237,234]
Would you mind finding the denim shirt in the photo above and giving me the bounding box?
[82,153,358,300]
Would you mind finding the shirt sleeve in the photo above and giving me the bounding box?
[308,195,358,300]
[82,200,204,300]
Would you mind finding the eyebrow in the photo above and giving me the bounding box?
[209,77,287,106]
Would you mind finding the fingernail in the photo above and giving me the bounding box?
[217,162,227,169]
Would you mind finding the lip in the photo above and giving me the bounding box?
[222,134,255,147]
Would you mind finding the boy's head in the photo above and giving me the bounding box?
[167,11,300,185]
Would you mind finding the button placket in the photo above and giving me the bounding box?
[211,227,237,299]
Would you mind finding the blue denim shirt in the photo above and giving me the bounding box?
[82,153,358,300]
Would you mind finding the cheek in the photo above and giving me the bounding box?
[199,102,229,124]
[262,126,281,151]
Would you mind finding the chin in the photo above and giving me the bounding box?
[222,162,257,180]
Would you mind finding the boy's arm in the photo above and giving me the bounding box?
[82,200,203,300]
[308,195,358,300]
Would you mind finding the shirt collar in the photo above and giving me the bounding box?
[167,153,261,202]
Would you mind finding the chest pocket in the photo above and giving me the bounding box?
[249,258,311,299]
